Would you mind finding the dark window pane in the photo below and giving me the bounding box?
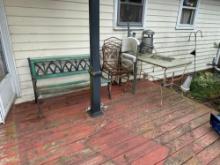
[119,3,143,24]
[0,39,8,81]
[183,0,198,7]
[121,0,142,3]
[180,8,195,24]
[129,0,142,3]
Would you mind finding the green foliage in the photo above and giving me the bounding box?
[190,72,220,100]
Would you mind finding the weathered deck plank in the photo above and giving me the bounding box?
[0,80,219,165]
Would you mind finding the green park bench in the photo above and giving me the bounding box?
[28,54,111,117]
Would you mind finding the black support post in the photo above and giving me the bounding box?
[88,0,103,117]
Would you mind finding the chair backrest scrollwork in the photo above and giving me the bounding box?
[102,37,122,70]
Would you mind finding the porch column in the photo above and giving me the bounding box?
[88,0,103,117]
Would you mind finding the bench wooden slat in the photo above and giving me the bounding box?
[38,77,109,95]
[34,70,89,80]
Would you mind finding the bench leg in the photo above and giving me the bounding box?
[35,96,43,118]
[34,95,38,103]
[33,81,38,104]
[37,100,43,118]
[35,91,43,118]
[31,79,43,117]
[107,82,112,99]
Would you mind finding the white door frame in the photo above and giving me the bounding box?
[0,0,20,96]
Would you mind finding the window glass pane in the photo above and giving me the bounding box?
[0,39,8,81]
[180,8,195,24]
[121,0,142,3]
[119,1,143,24]
[183,0,198,7]
[129,0,142,3]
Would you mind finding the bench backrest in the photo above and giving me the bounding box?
[28,55,90,80]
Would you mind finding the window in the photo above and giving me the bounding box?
[0,38,8,81]
[176,0,200,29]
[116,0,145,27]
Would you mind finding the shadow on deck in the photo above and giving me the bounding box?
[0,80,220,165]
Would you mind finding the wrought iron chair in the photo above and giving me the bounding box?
[102,37,131,86]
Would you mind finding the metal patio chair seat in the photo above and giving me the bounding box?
[102,37,131,85]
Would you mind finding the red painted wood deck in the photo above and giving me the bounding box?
[0,80,219,165]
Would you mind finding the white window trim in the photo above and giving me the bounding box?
[176,0,200,30]
[113,0,148,30]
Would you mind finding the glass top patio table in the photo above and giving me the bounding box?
[131,53,192,94]
[137,53,191,69]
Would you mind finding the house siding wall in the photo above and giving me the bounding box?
[3,0,220,103]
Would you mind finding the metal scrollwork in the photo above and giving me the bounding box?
[34,58,90,76]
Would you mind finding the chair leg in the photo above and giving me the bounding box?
[33,80,38,103]
[119,77,122,85]
[123,74,130,92]
[107,82,112,99]
[34,95,38,103]
[108,73,113,85]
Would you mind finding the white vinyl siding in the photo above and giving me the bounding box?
[2,0,220,103]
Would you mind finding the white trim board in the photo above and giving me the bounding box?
[0,0,20,96]
[0,74,16,124]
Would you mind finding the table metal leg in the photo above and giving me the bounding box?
[181,65,188,84]
[171,72,175,87]
[160,84,163,106]
[163,68,167,86]
[132,61,138,94]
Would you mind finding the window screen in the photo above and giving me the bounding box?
[117,0,144,26]
[178,0,199,27]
